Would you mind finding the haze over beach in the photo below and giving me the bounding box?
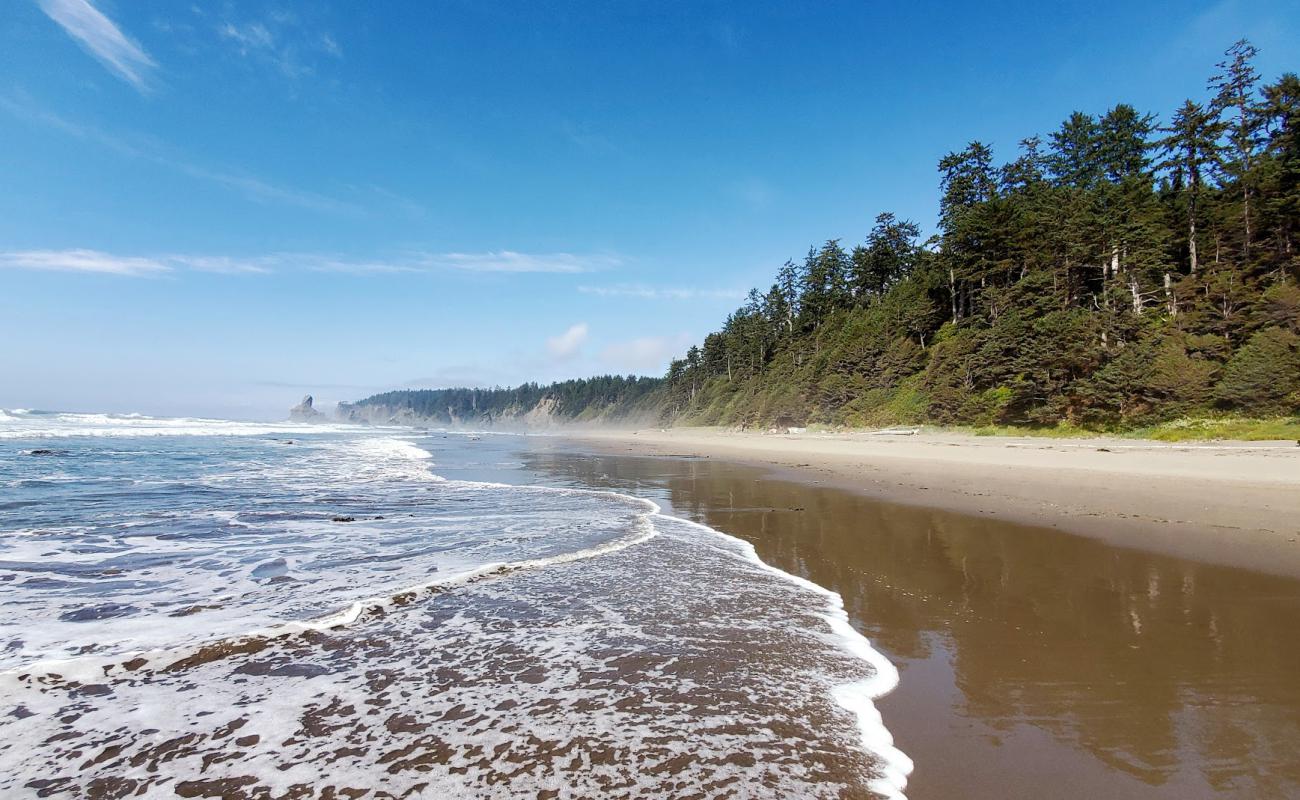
[3,1,1300,799]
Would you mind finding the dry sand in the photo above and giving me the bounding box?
[570,427,1300,578]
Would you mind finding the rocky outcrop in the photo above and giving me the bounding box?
[289,395,324,421]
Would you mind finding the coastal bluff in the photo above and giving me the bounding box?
[336,378,662,431]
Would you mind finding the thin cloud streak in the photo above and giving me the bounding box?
[173,163,355,214]
[434,251,620,274]
[0,248,621,277]
[38,0,157,91]
[218,19,311,79]
[319,33,343,58]
[0,97,357,215]
[219,22,274,53]
[579,284,746,300]
[164,255,272,275]
[0,249,170,277]
[0,250,271,277]
[293,251,617,275]
[300,256,422,275]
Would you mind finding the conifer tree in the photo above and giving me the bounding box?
[1209,39,1265,257]
[1261,73,1300,268]
[851,213,921,300]
[1159,100,1223,275]
[938,142,997,321]
[1050,112,1103,188]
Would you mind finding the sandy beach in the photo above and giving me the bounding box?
[530,435,1300,798]
[570,427,1300,578]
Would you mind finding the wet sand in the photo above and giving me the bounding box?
[569,428,1300,578]
[529,441,1300,799]
[1,436,902,799]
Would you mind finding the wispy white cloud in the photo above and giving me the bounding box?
[215,13,342,79]
[296,255,421,275]
[164,255,272,274]
[319,33,342,58]
[431,251,620,274]
[0,249,170,277]
[219,20,309,79]
[0,248,620,278]
[173,162,355,214]
[38,0,157,91]
[354,184,428,219]
[0,96,357,214]
[546,323,590,360]
[274,251,616,276]
[219,21,274,53]
[0,249,281,277]
[599,333,692,372]
[578,284,746,301]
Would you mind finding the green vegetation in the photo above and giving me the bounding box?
[659,41,1300,433]
[342,375,663,425]
[1126,416,1300,441]
[963,417,1300,441]
[352,42,1298,440]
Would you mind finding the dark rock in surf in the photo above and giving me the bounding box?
[59,603,138,622]
[289,395,324,422]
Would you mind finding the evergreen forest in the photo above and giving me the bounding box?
[353,42,1300,433]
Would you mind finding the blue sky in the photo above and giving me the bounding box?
[2,0,1297,419]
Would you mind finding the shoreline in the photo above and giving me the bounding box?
[564,427,1300,578]
[543,442,1300,799]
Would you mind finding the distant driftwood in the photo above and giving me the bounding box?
[767,426,920,436]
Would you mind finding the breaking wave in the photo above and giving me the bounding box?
[0,417,909,797]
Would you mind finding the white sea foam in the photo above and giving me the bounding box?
[665,514,913,799]
[0,425,909,797]
[1,506,902,798]
[0,409,373,438]
[0,433,664,676]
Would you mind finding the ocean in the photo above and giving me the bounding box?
[0,410,910,799]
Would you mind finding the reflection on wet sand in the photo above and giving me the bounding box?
[527,447,1300,800]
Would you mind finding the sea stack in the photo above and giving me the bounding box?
[289,394,324,421]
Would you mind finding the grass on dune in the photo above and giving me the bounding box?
[957,416,1300,442]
